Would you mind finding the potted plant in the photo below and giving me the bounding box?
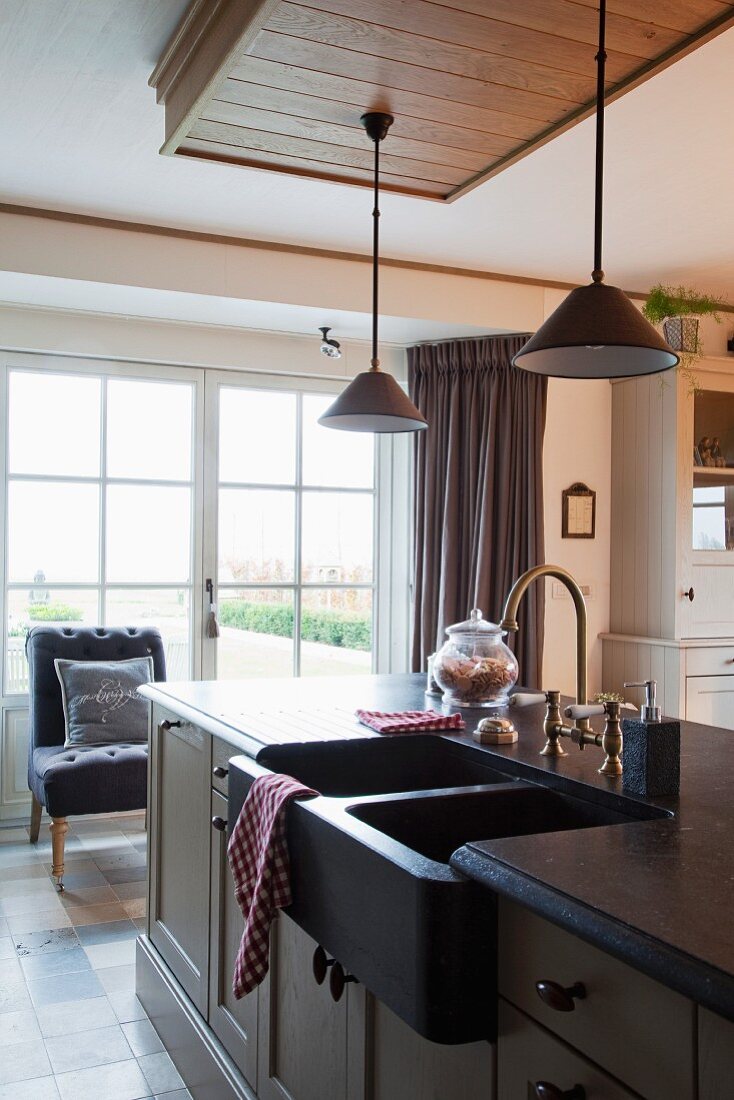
[642,284,723,354]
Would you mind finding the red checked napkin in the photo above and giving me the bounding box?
[355,708,465,733]
[228,773,317,999]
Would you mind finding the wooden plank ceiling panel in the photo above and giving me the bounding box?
[151,0,734,201]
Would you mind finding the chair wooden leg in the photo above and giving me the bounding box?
[50,817,69,890]
[29,794,42,844]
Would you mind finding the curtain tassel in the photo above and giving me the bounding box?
[205,579,220,638]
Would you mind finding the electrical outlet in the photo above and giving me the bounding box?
[552,582,593,599]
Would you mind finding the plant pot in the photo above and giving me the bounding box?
[663,315,699,354]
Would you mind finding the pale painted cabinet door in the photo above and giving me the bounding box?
[257,913,349,1100]
[148,710,211,1017]
[699,1006,734,1099]
[208,789,259,1089]
[355,991,495,1100]
[686,675,734,730]
[498,1000,636,1099]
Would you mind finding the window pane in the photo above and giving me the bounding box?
[218,589,293,679]
[301,492,373,584]
[105,588,191,679]
[9,372,101,477]
[300,589,372,677]
[107,379,192,481]
[6,588,99,694]
[302,394,374,488]
[693,506,727,550]
[8,481,100,583]
[106,485,191,582]
[219,389,296,485]
[218,489,295,583]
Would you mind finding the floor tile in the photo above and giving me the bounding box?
[0,955,23,981]
[60,884,119,909]
[98,962,137,994]
[0,876,60,900]
[0,917,9,938]
[104,866,148,885]
[0,1037,52,1085]
[67,902,132,930]
[122,898,146,920]
[0,862,48,882]
[7,909,72,935]
[108,991,147,1024]
[112,881,147,902]
[0,827,30,844]
[0,891,63,918]
[27,967,105,1007]
[0,978,32,1015]
[76,919,138,946]
[0,1076,60,1100]
[137,1052,185,1095]
[45,1022,133,1074]
[122,1019,164,1057]
[84,939,137,970]
[53,865,108,891]
[130,837,148,852]
[153,1092,191,1100]
[55,1057,152,1100]
[0,938,14,960]
[36,995,117,1038]
[95,851,146,872]
[20,945,91,981]
[0,1008,41,1047]
[13,927,79,957]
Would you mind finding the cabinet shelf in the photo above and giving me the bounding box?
[693,467,734,487]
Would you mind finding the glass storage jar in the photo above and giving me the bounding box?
[432,608,518,708]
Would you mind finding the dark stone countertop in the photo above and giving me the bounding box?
[140,672,734,1021]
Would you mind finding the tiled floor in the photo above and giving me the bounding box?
[0,813,191,1100]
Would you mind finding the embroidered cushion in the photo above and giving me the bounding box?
[54,656,153,747]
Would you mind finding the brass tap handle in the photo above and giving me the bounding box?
[535,979,587,1012]
[534,1085,586,1100]
[541,691,568,757]
[598,700,623,777]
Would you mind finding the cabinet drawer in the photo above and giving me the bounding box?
[699,1007,734,1100]
[498,899,695,1100]
[212,737,233,796]
[498,1000,636,1099]
[685,646,734,677]
[686,676,734,731]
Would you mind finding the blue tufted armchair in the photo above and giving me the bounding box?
[26,626,166,888]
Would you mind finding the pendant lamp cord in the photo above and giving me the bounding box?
[371,133,381,369]
[592,0,607,284]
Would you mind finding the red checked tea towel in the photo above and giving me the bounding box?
[355,709,465,733]
[228,773,317,999]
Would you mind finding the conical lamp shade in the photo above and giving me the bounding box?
[513,282,679,379]
[318,369,427,432]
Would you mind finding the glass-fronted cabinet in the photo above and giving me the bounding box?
[693,389,734,552]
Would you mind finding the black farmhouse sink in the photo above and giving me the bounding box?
[230,738,672,1046]
[257,734,512,796]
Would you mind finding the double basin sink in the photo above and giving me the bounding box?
[229,735,669,1044]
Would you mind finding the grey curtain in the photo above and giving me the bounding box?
[408,335,547,688]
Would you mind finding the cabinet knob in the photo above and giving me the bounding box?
[329,961,357,1002]
[160,720,182,731]
[683,587,695,602]
[211,816,227,833]
[312,946,335,985]
[212,765,229,779]
[535,980,586,1012]
[534,1084,585,1100]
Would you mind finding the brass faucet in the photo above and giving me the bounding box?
[500,565,623,777]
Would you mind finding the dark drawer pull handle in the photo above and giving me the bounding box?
[313,946,335,985]
[534,1084,585,1100]
[212,765,229,779]
[683,587,695,602]
[535,980,586,1012]
[160,720,182,730]
[329,961,357,1002]
[211,817,227,832]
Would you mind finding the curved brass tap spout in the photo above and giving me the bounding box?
[500,564,588,721]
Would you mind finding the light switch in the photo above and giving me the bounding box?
[552,582,593,599]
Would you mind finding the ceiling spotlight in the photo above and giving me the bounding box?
[319,327,342,359]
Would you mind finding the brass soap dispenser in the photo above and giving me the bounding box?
[622,680,680,798]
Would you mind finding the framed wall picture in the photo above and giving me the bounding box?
[562,482,596,539]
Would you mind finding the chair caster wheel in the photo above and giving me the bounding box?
[55,881,64,892]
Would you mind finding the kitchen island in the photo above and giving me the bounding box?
[138,673,734,1100]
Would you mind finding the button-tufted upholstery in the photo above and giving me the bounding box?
[27,626,166,817]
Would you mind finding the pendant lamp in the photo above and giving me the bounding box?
[513,0,679,379]
[318,113,427,433]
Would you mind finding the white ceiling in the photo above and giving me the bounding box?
[1,0,734,300]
